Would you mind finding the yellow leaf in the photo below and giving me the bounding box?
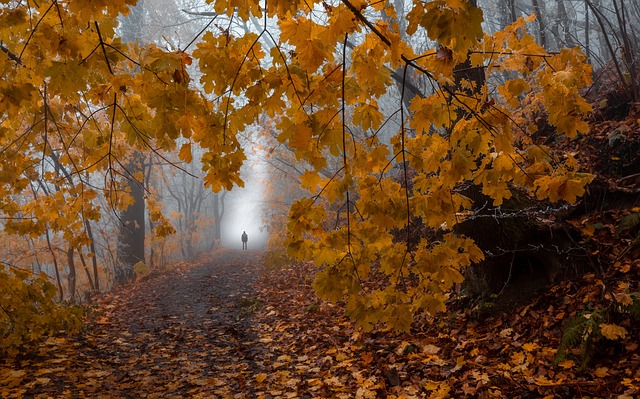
[178,142,193,163]
[424,380,451,397]
[557,359,575,369]
[351,34,392,96]
[613,262,631,273]
[352,102,384,131]
[280,17,330,72]
[499,78,530,107]
[288,124,313,152]
[534,376,559,386]
[418,0,484,60]
[255,373,268,383]
[422,344,441,355]
[361,352,374,365]
[594,367,609,378]
[386,303,413,332]
[300,170,323,192]
[297,40,328,72]
[437,266,464,287]
[614,291,633,305]
[600,323,627,340]
[419,294,448,315]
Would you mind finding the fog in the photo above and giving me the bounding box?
[220,153,269,250]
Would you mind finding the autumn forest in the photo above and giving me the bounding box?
[1,0,640,397]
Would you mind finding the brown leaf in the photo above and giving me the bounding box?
[436,46,453,61]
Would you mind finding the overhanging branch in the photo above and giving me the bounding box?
[0,42,22,65]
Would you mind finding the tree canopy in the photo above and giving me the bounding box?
[1,0,595,334]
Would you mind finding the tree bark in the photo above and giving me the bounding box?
[116,154,146,284]
[115,2,147,284]
[212,191,226,248]
[67,246,76,301]
[45,228,64,301]
[553,0,573,49]
[531,0,547,49]
[78,251,95,293]
[84,219,100,291]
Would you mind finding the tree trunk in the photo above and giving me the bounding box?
[212,191,226,248]
[585,0,590,61]
[84,219,100,291]
[448,8,583,305]
[45,229,64,301]
[145,157,157,269]
[553,0,573,49]
[67,246,76,302]
[116,154,146,284]
[507,0,517,26]
[79,251,95,292]
[116,2,147,284]
[531,0,547,49]
[498,0,517,30]
[213,193,221,245]
[612,0,638,101]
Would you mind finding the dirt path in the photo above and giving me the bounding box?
[1,249,267,398]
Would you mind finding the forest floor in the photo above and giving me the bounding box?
[1,248,640,398]
[1,249,266,398]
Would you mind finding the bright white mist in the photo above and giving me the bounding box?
[220,155,269,250]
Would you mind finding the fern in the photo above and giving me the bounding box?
[556,292,640,370]
[620,292,640,319]
[616,213,640,235]
[555,309,604,370]
[616,213,640,257]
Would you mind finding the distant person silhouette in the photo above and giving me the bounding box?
[241,231,248,250]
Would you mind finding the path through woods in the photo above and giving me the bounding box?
[1,249,270,398]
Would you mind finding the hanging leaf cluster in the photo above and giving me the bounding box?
[0,0,245,249]
[0,268,83,356]
[193,0,594,330]
[0,0,247,344]
[1,0,595,331]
